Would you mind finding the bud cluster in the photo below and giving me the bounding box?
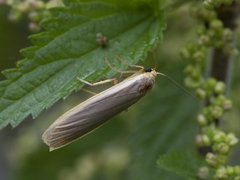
[0,0,62,31]
[203,0,234,9]
[181,2,240,180]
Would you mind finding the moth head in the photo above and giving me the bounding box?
[144,68,158,80]
[144,67,153,72]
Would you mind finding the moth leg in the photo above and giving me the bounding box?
[81,88,97,95]
[77,77,118,86]
[105,58,138,74]
[116,55,144,71]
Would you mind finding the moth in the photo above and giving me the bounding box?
[42,66,162,151]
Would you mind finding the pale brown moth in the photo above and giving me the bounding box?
[42,66,161,151]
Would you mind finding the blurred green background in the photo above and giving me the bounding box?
[0,3,239,180]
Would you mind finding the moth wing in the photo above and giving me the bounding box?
[42,91,142,150]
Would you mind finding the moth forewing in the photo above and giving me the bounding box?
[42,69,158,150]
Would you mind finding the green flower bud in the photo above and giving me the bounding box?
[210,19,223,31]
[209,96,217,105]
[196,134,204,146]
[184,65,194,73]
[226,166,235,176]
[214,95,226,104]
[196,134,211,146]
[211,106,223,119]
[34,1,45,9]
[28,11,40,22]
[204,9,217,20]
[198,166,209,179]
[202,107,215,122]
[213,131,226,143]
[215,166,228,179]
[6,0,12,5]
[206,78,217,90]
[24,0,44,11]
[214,143,230,154]
[191,69,201,79]
[198,35,210,46]
[197,114,208,126]
[222,99,232,111]
[193,51,205,62]
[17,2,29,12]
[214,82,225,94]
[206,152,218,167]
[203,0,214,9]
[203,134,211,146]
[226,133,239,146]
[196,88,207,99]
[29,22,40,32]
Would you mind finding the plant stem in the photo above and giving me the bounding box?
[210,2,238,83]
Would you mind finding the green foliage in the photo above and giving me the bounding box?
[0,0,165,128]
[1,1,239,180]
[157,150,205,179]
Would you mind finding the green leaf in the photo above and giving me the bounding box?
[0,1,165,128]
[157,150,204,180]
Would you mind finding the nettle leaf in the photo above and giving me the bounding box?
[157,151,205,180]
[0,1,165,128]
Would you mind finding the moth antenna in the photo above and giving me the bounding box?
[156,72,197,100]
